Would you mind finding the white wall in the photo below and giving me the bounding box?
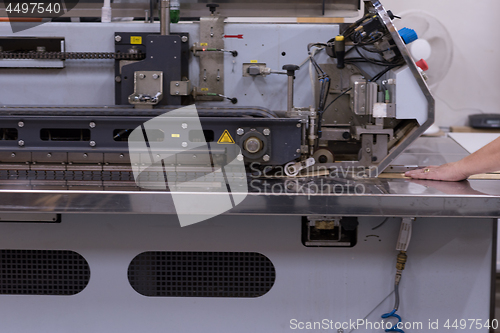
[381,0,500,127]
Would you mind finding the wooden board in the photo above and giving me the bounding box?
[379,172,500,180]
[450,126,500,133]
[297,17,345,23]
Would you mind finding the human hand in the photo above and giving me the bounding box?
[404,162,469,182]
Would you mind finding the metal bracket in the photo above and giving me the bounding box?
[170,80,192,96]
[197,16,225,100]
[285,157,315,176]
[128,71,163,105]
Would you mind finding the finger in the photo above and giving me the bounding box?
[405,168,428,177]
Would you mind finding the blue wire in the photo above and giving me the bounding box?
[381,309,405,333]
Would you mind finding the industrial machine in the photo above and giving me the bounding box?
[0,1,497,333]
[0,0,432,184]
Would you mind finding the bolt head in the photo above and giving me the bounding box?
[236,128,244,136]
[18,140,24,147]
[47,153,52,158]
[263,128,270,136]
[181,142,188,148]
[152,74,159,79]
[17,121,24,128]
[237,154,244,162]
[115,35,122,42]
[115,76,122,83]
[296,123,302,128]
[296,148,301,153]
[10,153,15,157]
[119,154,124,158]
[181,36,188,43]
[89,141,96,147]
[181,123,188,129]
[83,153,88,158]
[175,82,180,87]
[366,148,371,153]
[89,122,96,128]
[139,73,145,79]
[263,154,270,162]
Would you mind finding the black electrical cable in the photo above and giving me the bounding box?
[322,87,352,115]
[352,46,399,66]
[316,87,352,139]
[370,65,398,82]
[360,44,386,54]
[372,217,389,230]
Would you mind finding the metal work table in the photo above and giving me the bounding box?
[0,136,498,218]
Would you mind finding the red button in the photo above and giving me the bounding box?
[416,59,429,71]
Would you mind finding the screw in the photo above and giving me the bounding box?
[10,153,15,157]
[175,91,180,95]
[115,76,121,83]
[181,142,188,148]
[192,155,197,159]
[181,36,188,43]
[152,74,159,79]
[366,148,371,153]
[18,140,24,147]
[115,35,122,42]
[89,122,96,128]
[83,153,88,158]
[296,149,301,153]
[119,154,124,158]
[139,73,145,79]
[18,121,24,128]
[296,123,302,128]
[47,153,52,158]
[263,154,270,162]
[181,123,188,129]
[175,82,180,87]
[89,141,96,147]
[263,128,270,136]
[237,154,244,161]
[236,128,244,136]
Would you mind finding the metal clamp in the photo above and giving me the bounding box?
[285,157,315,176]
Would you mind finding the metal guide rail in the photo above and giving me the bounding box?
[0,177,497,217]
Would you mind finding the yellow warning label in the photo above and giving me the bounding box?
[200,42,208,46]
[171,134,180,138]
[217,130,235,144]
[250,60,258,63]
[130,36,142,44]
[201,88,209,92]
